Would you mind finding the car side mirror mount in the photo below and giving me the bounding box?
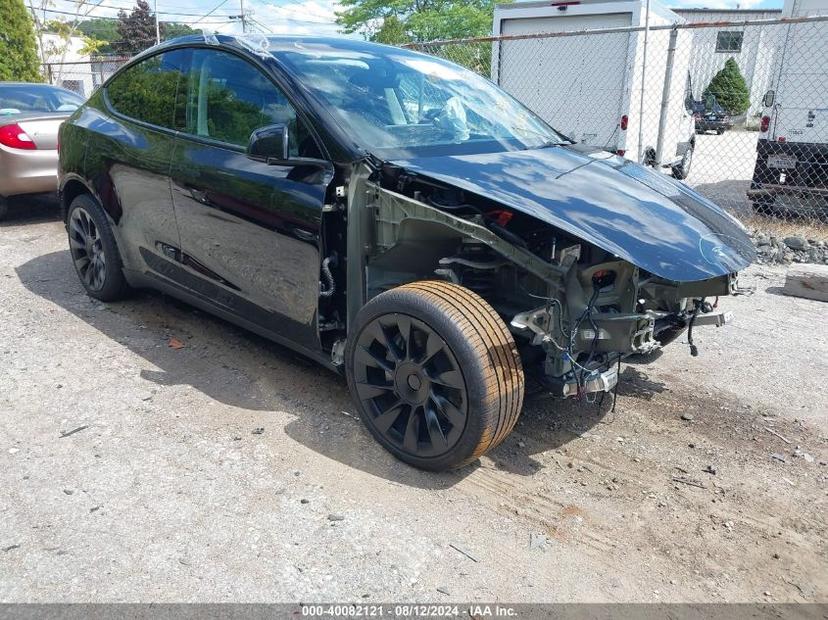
[763,90,775,107]
[246,124,330,170]
[248,124,289,162]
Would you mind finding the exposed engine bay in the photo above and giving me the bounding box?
[320,158,744,402]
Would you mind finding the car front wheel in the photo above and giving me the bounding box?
[346,280,525,471]
[0,196,8,221]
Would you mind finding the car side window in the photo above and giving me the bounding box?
[106,50,189,129]
[183,49,315,157]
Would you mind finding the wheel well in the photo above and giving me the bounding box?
[60,180,91,223]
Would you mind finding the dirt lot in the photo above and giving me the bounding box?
[1,201,826,603]
[687,129,759,218]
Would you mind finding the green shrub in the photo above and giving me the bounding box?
[0,0,42,82]
[703,58,750,115]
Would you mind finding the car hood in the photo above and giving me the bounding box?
[390,145,755,282]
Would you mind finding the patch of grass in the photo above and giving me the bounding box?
[740,214,828,242]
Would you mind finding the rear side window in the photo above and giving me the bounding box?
[106,50,189,129]
[182,49,312,155]
[0,85,83,115]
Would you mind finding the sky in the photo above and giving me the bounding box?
[36,0,786,38]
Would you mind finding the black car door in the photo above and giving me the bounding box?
[169,48,332,351]
[95,49,190,278]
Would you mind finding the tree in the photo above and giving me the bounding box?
[162,22,197,40]
[28,0,107,86]
[703,58,751,116]
[114,0,157,56]
[78,16,196,55]
[336,0,505,43]
[77,17,119,54]
[373,14,409,45]
[0,0,42,81]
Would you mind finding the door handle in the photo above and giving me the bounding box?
[293,228,317,242]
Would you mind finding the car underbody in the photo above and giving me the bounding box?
[318,158,740,401]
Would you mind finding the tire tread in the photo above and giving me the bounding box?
[395,281,524,467]
[67,194,130,302]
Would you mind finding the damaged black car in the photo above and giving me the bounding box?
[58,35,755,471]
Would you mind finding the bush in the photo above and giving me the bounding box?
[703,58,750,116]
[0,0,42,82]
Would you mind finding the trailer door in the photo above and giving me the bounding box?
[495,11,631,149]
[772,0,828,144]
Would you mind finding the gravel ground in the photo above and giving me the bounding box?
[1,201,826,603]
[686,130,759,218]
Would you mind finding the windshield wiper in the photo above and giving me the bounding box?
[516,127,571,149]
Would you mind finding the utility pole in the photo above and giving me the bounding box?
[636,0,651,164]
[154,0,161,44]
[240,0,247,33]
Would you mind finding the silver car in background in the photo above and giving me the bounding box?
[0,83,84,220]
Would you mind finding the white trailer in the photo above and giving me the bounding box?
[492,0,696,178]
[750,0,828,211]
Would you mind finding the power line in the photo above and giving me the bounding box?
[259,0,338,23]
[264,15,338,25]
[77,0,235,11]
[47,0,240,15]
[64,3,238,17]
[31,5,240,24]
[31,4,339,31]
[248,17,273,33]
[191,0,232,24]
[35,0,339,28]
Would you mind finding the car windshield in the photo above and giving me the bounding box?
[0,84,84,117]
[270,42,567,159]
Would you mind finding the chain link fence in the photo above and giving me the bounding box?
[405,16,828,230]
[41,57,129,100]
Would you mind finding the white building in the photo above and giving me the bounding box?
[39,33,93,95]
[673,8,782,117]
[38,33,122,97]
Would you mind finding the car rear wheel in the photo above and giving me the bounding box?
[67,194,129,302]
[345,280,524,471]
[0,196,8,221]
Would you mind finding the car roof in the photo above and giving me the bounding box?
[149,33,415,58]
[1,81,72,87]
[0,82,84,94]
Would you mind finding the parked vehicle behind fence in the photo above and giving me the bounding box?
[750,0,828,215]
[58,35,753,471]
[692,96,733,135]
[0,82,84,220]
[492,0,697,179]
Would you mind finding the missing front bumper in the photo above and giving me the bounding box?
[536,362,620,399]
[692,310,733,328]
[560,364,619,398]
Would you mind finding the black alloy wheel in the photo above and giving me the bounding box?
[352,313,469,459]
[66,194,129,302]
[69,206,107,292]
[346,280,525,471]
